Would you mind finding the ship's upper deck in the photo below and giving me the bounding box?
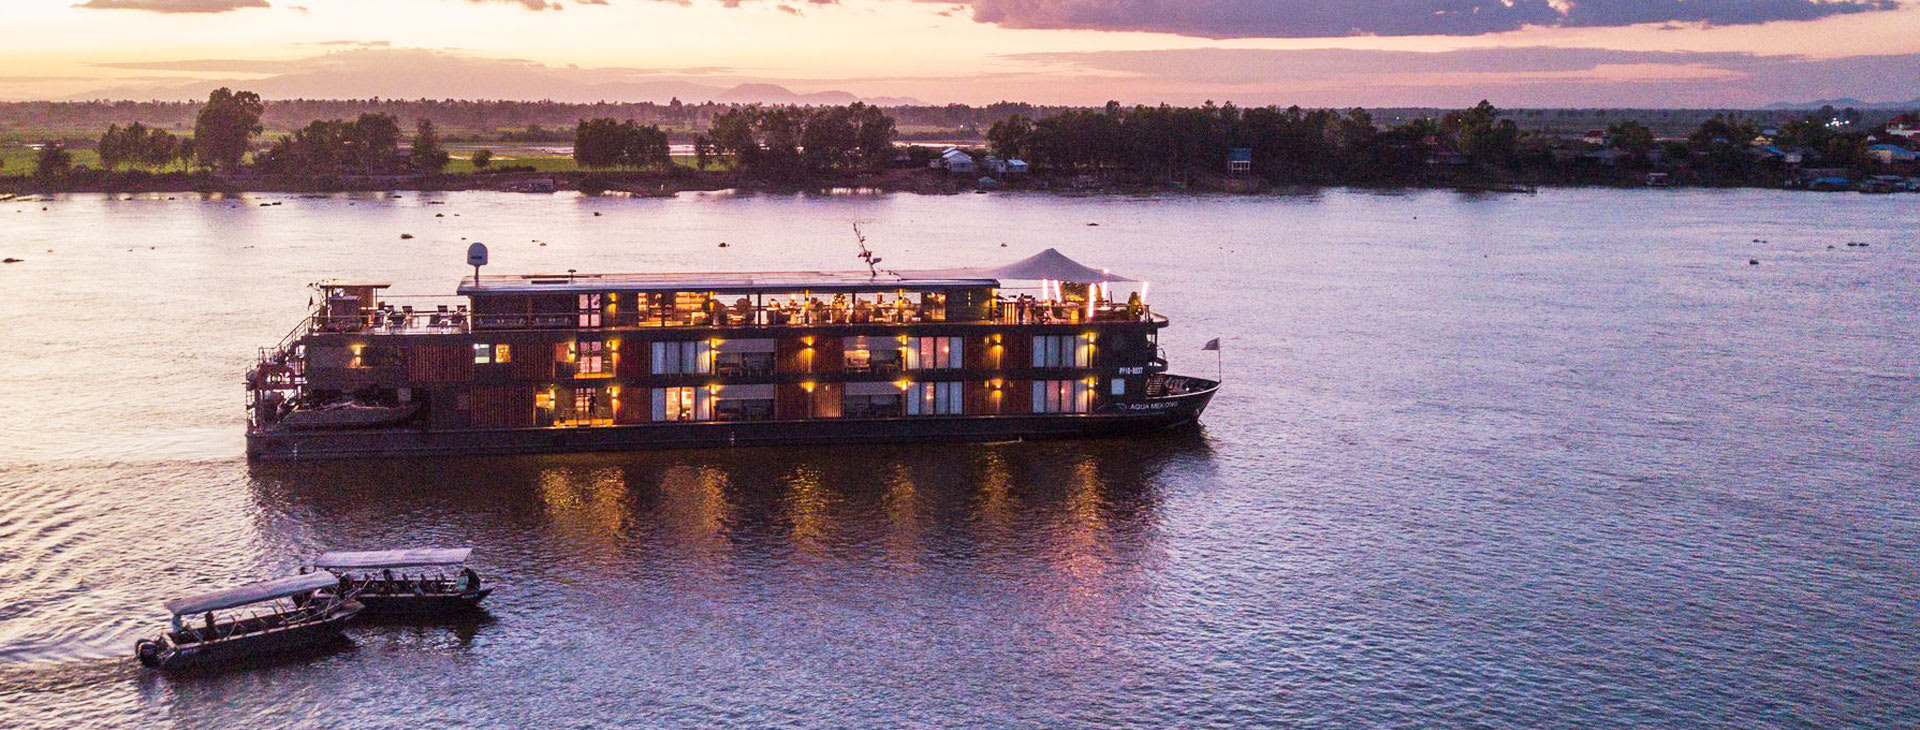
[457,270,1001,296]
[295,249,1158,339]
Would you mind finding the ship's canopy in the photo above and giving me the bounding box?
[457,249,1131,294]
[958,248,1137,283]
[164,572,339,615]
[314,547,474,570]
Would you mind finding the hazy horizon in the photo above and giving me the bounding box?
[6,1,1920,108]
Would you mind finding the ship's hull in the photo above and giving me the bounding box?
[248,380,1216,460]
[136,602,362,672]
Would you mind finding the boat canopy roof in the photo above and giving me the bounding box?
[314,547,474,570]
[318,279,393,289]
[456,249,1131,295]
[952,248,1137,283]
[164,572,338,615]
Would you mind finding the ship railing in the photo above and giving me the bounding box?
[986,299,1157,325]
[310,299,478,335]
[294,300,1164,336]
[252,303,322,380]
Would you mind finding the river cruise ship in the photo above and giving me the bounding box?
[245,248,1218,459]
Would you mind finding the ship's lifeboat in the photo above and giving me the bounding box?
[277,401,422,430]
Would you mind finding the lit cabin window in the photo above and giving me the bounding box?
[651,341,712,375]
[472,343,492,364]
[903,337,963,370]
[1110,378,1126,396]
[578,294,603,328]
[494,344,512,364]
[1032,335,1091,368]
[1032,379,1092,413]
[905,381,963,415]
[652,386,711,421]
[577,339,607,375]
[843,336,902,373]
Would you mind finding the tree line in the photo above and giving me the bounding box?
[702,103,895,178]
[255,113,448,175]
[568,102,897,179]
[985,100,1522,184]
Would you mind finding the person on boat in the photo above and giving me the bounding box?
[1126,291,1143,319]
[459,567,480,593]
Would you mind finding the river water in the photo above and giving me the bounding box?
[0,188,1915,729]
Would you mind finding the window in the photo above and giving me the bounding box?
[1110,377,1126,396]
[714,339,777,376]
[903,337,963,370]
[717,351,775,376]
[578,293,603,328]
[651,341,712,375]
[843,393,902,417]
[842,381,904,417]
[652,386,711,421]
[351,345,399,369]
[558,386,612,426]
[1032,379,1092,413]
[577,339,607,375]
[473,343,512,365]
[1032,334,1092,368]
[906,381,963,415]
[713,384,776,421]
[843,336,903,373]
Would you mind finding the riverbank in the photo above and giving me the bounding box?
[3,165,1915,197]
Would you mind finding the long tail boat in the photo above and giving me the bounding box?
[136,573,361,671]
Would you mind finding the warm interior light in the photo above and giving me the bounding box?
[800,381,816,392]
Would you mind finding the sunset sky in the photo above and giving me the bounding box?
[5,0,1919,107]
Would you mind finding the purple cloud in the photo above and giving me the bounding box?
[956,0,1898,38]
[73,0,269,12]
[1007,45,1920,106]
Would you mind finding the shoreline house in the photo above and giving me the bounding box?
[938,147,976,175]
[1866,144,1918,165]
[1227,148,1252,176]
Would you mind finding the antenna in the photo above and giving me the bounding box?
[466,242,489,286]
[853,223,883,279]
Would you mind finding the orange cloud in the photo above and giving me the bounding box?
[73,0,269,12]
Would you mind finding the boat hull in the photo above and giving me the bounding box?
[248,380,1216,460]
[137,602,362,672]
[320,588,492,616]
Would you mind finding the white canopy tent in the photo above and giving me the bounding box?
[314,547,475,570]
[957,248,1136,283]
[164,572,339,616]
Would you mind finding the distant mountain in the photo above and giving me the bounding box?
[716,83,854,105]
[65,49,924,107]
[1766,97,1920,110]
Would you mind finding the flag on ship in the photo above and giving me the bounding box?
[1201,338,1220,351]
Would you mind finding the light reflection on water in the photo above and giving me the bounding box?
[0,189,1916,729]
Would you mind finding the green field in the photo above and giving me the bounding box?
[1,143,715,178]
